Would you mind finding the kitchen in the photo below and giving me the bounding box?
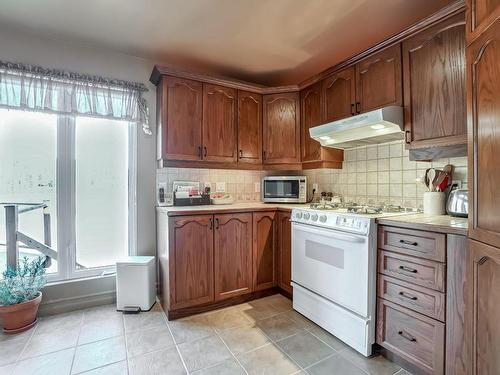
[0,0,498,374]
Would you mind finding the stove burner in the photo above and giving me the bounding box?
[346,205,383,215]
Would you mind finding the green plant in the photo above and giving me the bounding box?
[0,256,47,306]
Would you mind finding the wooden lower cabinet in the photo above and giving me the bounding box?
[168,215,214,310]
[214,213,253,300]
[277,211,292,294]
[253,211,277,291]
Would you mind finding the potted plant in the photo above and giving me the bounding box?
[0,256,47,334]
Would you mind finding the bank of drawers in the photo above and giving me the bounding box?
[376,225,446,375]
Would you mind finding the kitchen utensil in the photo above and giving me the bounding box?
[433,170,448,191]
[427,168,436,191]
[423,168,431,189]
[438,176,449,192]
[446,189,468,217]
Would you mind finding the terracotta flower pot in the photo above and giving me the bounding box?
[0,292,42,334]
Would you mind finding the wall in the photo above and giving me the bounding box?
[304,140,468,209]
[0,25,158,310]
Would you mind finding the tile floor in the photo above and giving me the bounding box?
[0,294,412,375]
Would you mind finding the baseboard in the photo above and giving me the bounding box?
[39,290,116,316]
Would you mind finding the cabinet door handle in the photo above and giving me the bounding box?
[198,146,202,159]
[263,151,266,160]
[239,149,243,158]
[398,330,417,342]
[400,239,418,246]
[209,218,213,230]
[356,102,361,114]
[215,218,219,229]
[399,291,418,300]
[398,265,418,273]
[351,103,355,116]
[204,147,207,157]
[405,130,411,144]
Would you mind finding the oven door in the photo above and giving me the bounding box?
[292,222,371,317]
[262,179,301,202]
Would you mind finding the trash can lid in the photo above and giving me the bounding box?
[116,256,155,266]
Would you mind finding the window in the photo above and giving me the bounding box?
[0,108,136,281]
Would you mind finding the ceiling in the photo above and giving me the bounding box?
[0,0,454,86]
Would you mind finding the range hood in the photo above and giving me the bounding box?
[309,106,404,149]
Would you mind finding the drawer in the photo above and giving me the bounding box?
[377,298,445,375]
[378,250,445,292]
[378,226,446,262]
[378,275,445,321]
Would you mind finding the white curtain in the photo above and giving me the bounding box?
[0,61,151,135]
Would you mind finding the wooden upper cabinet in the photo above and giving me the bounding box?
[159,76,203,161]
[403,13,467,149]
[263,92,300,164]
[323,66,356,122]
[168,215,214,310]
[301,82,323,162]
[356,44,403,113]
[467,17,500,248]
[202,83,237,162]
[237,91,262,164]
[277,211,292,295]
[466,0,500,43]
[253,211,277,291]
[214,213,253,300]
[467,239,500,374]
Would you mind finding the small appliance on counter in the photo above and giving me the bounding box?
[210,193,234,205]
[447,188,468,217]
[173,181,211,206]
[262,176,307,203]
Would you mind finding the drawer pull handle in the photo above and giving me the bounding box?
[400,239,418,246]
[398,330,417,342]
[399,291,418,300]
[399,265,418,273]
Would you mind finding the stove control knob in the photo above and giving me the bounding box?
[319,215,327,223]
[303,213,310,220]
[311,214,318,221]
[296,212,303,219]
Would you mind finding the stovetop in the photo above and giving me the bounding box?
[308,201,419,215]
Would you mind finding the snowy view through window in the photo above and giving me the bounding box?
[0,109,130,277]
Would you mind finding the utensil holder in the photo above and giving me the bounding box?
[423,192,446,215]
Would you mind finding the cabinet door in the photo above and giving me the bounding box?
[159,76,202,161]
[467,239,500,375]
[356,44,402,113]
[323,66,356,122]
[202,83,237,162]
[277,211,292,294]
[263,93,300,164]
[237,91,262,164]
[466,0,500,43]
[168,215,214,310]
[214,213,253,300]
[301,82,323,162]
[468,18,500,248]
[253,211,277,290]
[403,14,466,148]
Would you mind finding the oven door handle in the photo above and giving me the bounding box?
[292,223,366,243]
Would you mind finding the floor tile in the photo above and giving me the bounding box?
[126,324,175,357]
[191,359,246,375]
[123,304,166,333]
[168,314,215,344]
[177,335,232,372]
[218,324,270,355]
[306,353,367,375]
[13,348,74,375]
[36,311,83,335]
[262,294,293,313]
[237,343,300,375]
[257,314,303,341]
[72,336,126,374]
[277,331,335,368]
[0,329,33,344]
[78,361,128,375]
[0,364,14,375]
[21,326,80,360]
[393,370,413,375]
[281,310,316,329]
[128,347,186,375]
[306,325,349,351]
[338,348,401,375]
[206,308,251,330]
[0,336,27,366]
[78,315,124,345]
[239,299,280,322]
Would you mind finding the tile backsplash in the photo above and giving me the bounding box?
[156,140,468,208]
[304,140,468,209]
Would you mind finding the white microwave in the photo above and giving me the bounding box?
[262,176,307,203]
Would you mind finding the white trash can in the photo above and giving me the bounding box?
[116,256,156,311]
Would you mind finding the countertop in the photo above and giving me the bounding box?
[376,213,468,235]
[156,202,311,216]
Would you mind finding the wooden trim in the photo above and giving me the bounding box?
[301,160,343,169]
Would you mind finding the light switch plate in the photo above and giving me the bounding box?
[312,183,319,191]
[216,182,226,193]
[254,182,260,193]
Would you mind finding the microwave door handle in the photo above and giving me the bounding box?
[293,223,365,243]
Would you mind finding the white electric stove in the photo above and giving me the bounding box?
[291,205,414,356]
